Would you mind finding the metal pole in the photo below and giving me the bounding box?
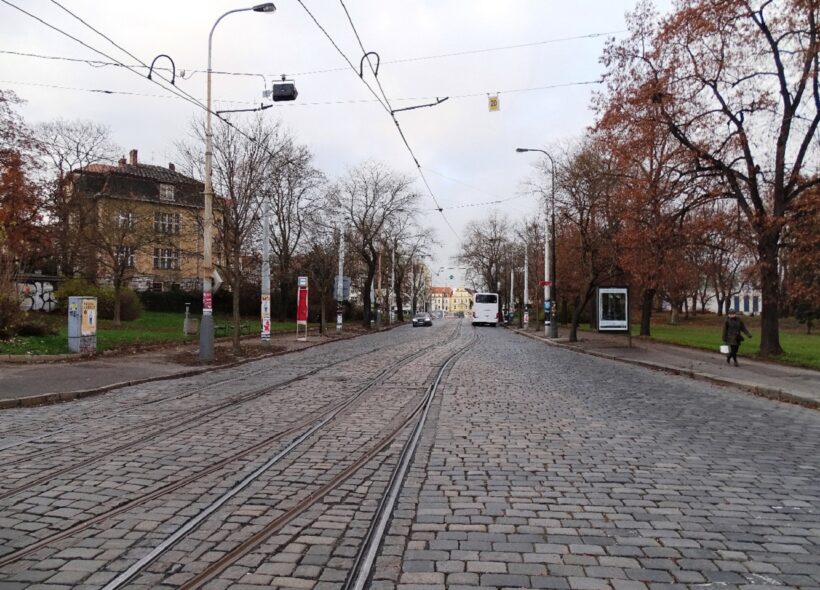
[510,267,514,322]
[523,249,529,329]
[549,166,558,339]
[336,225,345,334]
[544,220,549,336]
[199,6,262,362]
[389,246,395,325]
[261,198,270,345]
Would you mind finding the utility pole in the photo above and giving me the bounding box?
[336,225,345,334]
[389,246,395,325]
[261,198,270,345]
[523,248,529,329]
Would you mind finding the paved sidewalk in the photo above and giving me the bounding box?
[0,330,338,408]
[511,327,820,409]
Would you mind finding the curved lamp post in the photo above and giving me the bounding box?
[200,3,276,362]
[516,147,558,338]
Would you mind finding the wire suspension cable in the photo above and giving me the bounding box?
[336,0,458,238]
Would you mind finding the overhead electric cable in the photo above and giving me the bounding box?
[1,0,269,157]
[1,78,602,108]
[0,28,624,78]
[335,0,459,239]
[0,0,208,115]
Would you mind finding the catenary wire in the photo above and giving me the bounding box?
[0,78,602,107]
[336,0,459,239]
[1,0,281,163]
[0,29,624,79]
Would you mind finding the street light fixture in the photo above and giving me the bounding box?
[199,4,276,362]
[516,147,558,338]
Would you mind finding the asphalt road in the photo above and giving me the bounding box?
[0,318,817,589]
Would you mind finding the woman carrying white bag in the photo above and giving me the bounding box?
[721,310,752,367]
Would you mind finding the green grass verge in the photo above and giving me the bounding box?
[644,322,820,370]
[0,311,302,356]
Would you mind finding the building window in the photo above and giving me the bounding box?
[159,184,175,202]
[152,281,163,292]
[117,246,134,268]
[752,296,759,314]
[153,248,179,270]
[118,211,136,229]
[743,295,750,313]
[154,212,181,234]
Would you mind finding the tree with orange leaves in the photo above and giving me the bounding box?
[599,0,819,356]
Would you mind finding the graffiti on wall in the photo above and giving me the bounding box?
[17,281,58,312]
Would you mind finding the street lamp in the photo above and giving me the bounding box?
[200,3,276,362]
[516,147,558,338]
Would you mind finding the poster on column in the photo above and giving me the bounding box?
[261,294,271,339]
[297,276,308,325]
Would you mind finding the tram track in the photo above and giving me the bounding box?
[108,325,477,590]
[0,325,455,480]
[0,322,466,571]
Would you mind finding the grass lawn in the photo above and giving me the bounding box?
[631,313,820,371]
[0,311,300,356]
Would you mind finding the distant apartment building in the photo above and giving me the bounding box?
[430,287,452,312]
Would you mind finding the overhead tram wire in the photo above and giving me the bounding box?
[1,0,277,163]
[334,0,459,239]
[0,29,625,79]
[0,0,209,116]
[0,78,602,109]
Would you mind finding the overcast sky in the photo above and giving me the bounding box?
[1,0,666,287]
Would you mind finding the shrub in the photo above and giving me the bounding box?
[0,293,21,339]
[118,288,143,322]
[15,315,58,337]
[55,279,142,321]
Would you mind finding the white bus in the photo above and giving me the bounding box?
[471,292,499,327]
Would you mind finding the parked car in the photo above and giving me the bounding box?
[412,312,433,327]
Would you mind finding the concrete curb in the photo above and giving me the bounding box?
[0,333,355,410]
[509,328,819,411]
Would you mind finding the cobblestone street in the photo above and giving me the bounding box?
[0,319,818,589]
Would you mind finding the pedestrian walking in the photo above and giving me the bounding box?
[722,309,752,366]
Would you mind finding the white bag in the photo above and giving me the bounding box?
[720,344,730,354]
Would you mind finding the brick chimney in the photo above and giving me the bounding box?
[168,162,175,171]
[128,149,138,166]
[118,157,126,167]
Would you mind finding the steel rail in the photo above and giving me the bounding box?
[344,328,477,590]
[173,328,476,590]
[93,324,461,590]
[0,328,450,498]
[0,325,461,568]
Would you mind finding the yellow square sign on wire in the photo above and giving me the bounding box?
[488,95,500,112]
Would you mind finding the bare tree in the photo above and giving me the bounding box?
[330,161,420,328]
[83,200,158,324]
[457,212,512,293]
[265,143,324,321]
[177,115,283,350]
[35,119,120,277]
[384,212,437,322]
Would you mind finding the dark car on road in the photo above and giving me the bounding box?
[412,312,433,327]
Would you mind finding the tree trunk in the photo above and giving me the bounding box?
[362,263,376,329]
[758,234,783,356]
[232,279,241,352]
[320,294,326,335]
[639,288,655,336]
[670,303,679,325]
[113,280,122,326]
[394,274,404,322]
[569,284,595,343]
